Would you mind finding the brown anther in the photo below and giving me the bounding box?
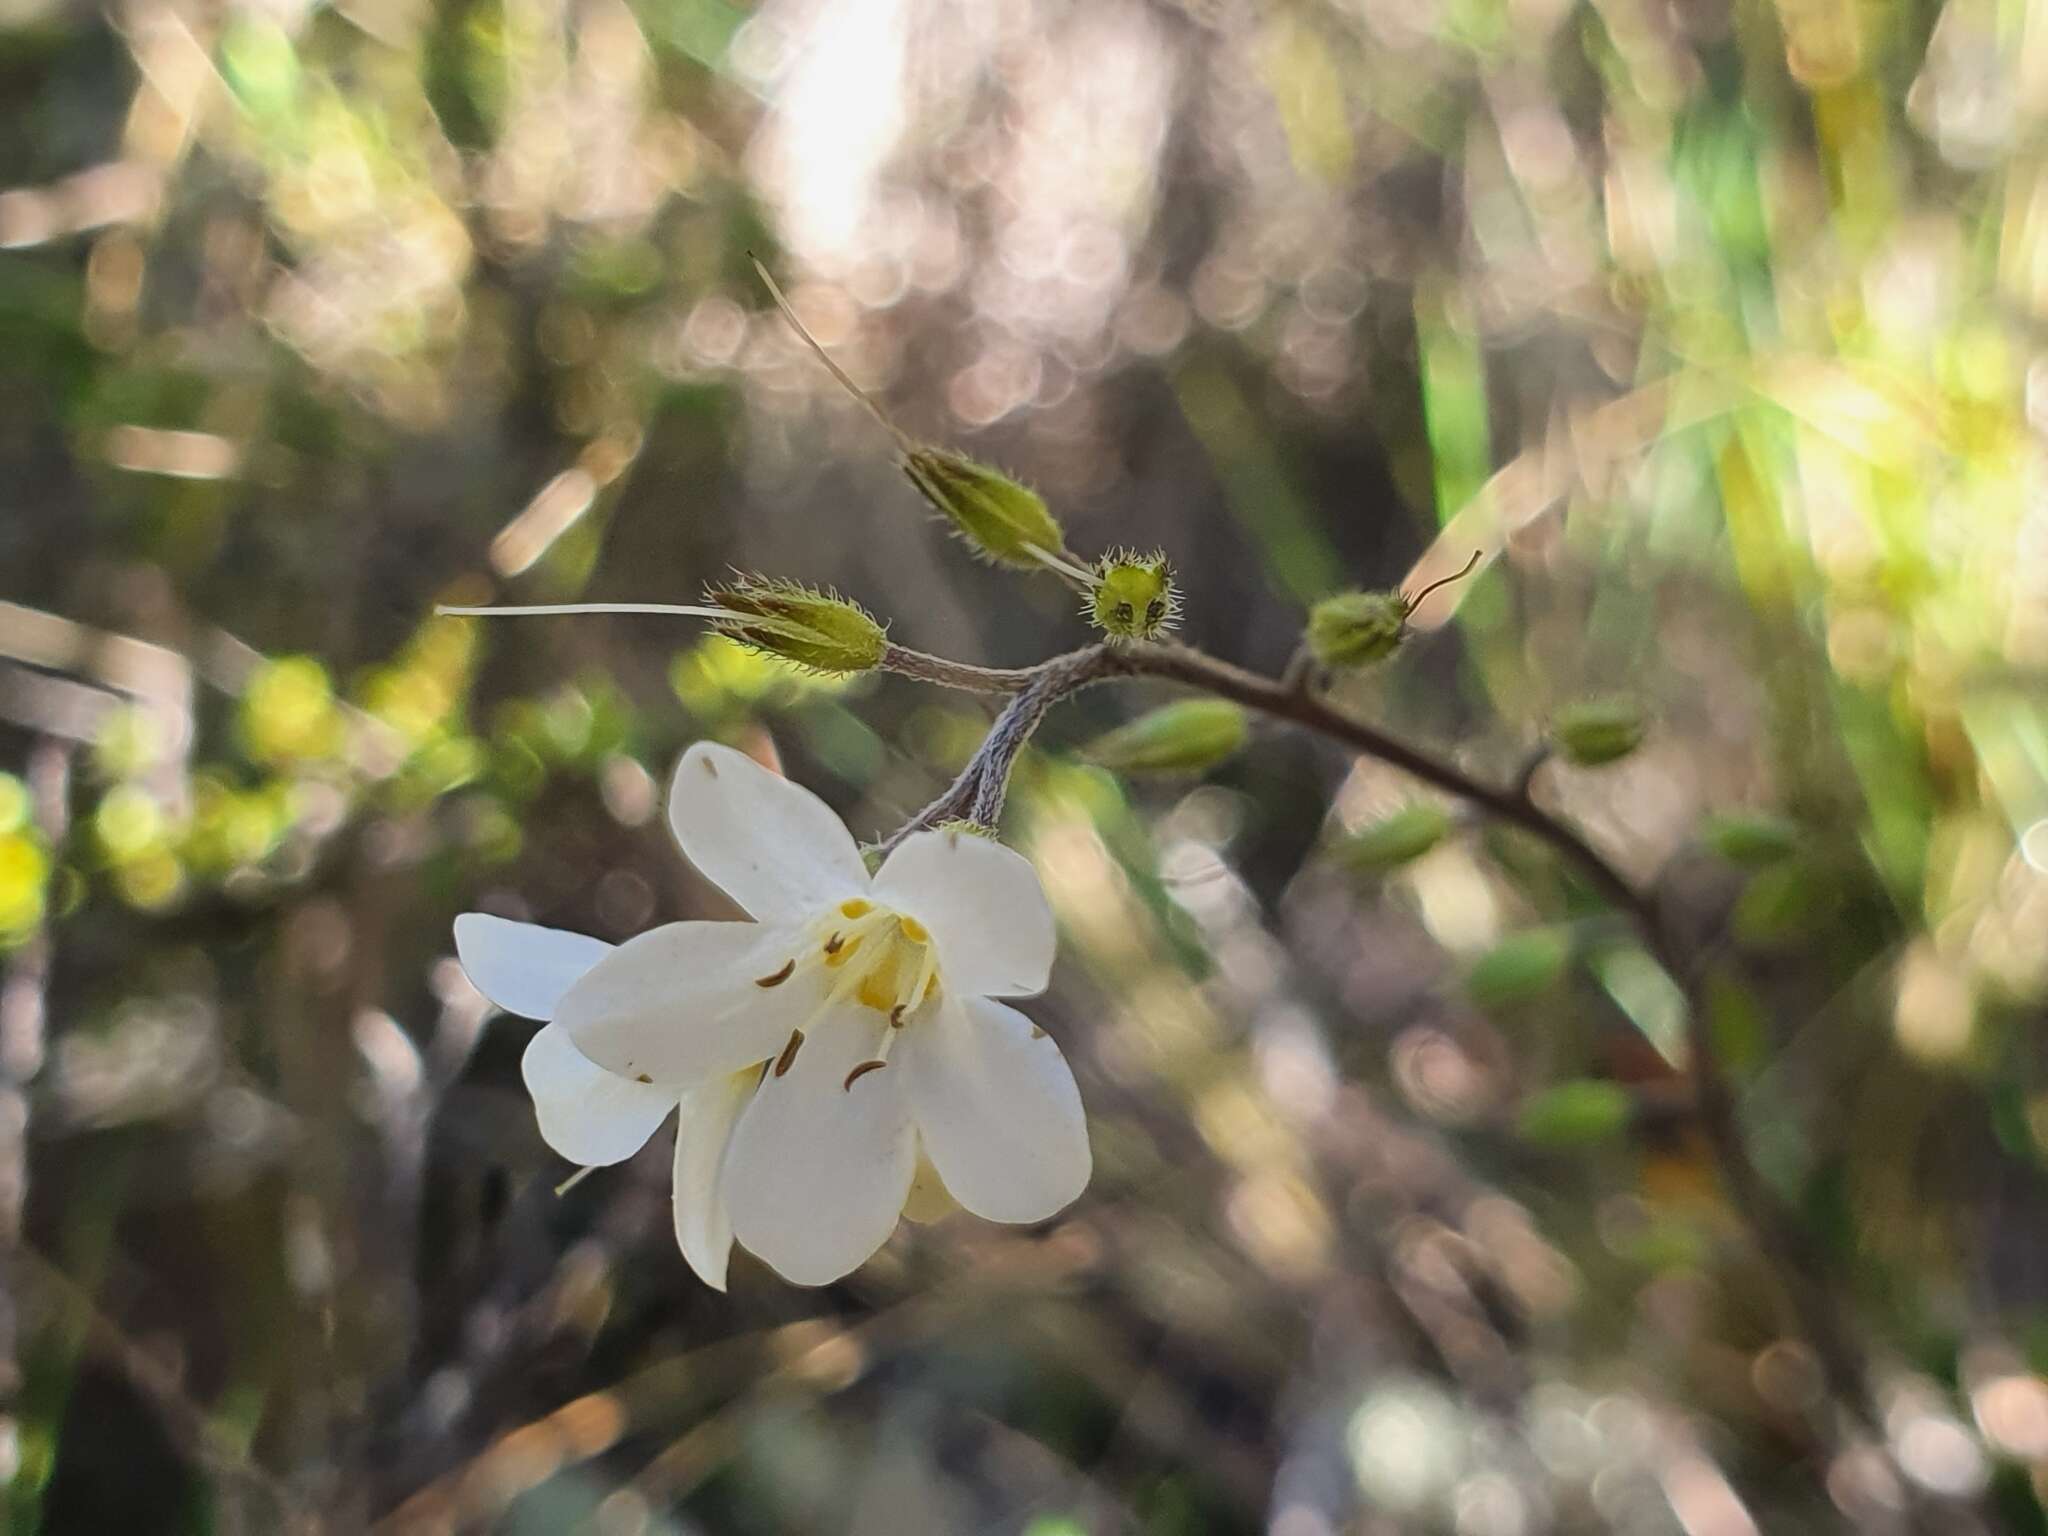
[889,1004,907,1028]
[843,1059,888,1091]
[1030,1026,1047,1040]
[773,1029,805,1078]
[636,1073,655,1084]
[701,756,718,777]
[754,958,797,988]
[823,932,845,955]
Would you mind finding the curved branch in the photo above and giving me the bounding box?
[887,635,1906,1482]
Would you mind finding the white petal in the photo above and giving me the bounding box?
[668,741,870,922]
[520,1024,677,1166]
[721,1010,915,1285]
[872,829,1055,998]
[455,914,612,1019]
[672,1069,757,1291]
[902,1144,959,1224]
[554,920,821,1088]
[903,996,1089,1223]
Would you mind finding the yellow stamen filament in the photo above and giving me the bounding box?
[755,958,796,988]
[554,1166,598,1197]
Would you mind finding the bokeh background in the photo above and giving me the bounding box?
[6,0,2048,1529]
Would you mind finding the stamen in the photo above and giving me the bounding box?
[823,932,845,955]
[843,1059,888,1091]
[773,1029,805,1078]
[554,1166,598,1197]
[890,1004,906,1028]
[1030,1025,1048,1040]
[755,958,797,988]
[635,1073,654,1084]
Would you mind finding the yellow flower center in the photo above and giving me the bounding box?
[758,898,942,1090]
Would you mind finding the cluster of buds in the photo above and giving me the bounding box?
[752,258,1182,647]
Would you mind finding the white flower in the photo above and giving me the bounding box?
[454,741,1090,1287]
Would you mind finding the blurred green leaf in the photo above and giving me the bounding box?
[1516,1080,1634,1146]
[1465,928,1572,1011]
[1701,812,1801,866]
[1083,699,1249,776]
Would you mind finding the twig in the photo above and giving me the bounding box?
[880,636,1908,1480]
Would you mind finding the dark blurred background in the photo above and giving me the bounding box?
[4,0,2048,1529]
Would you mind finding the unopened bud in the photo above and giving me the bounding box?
[704,576,887,676]
[1305,589,1410,669]
[1550,697,1646,766]
[1088,550,1179,641]
[1303,552,1482,671]
[902,449,1068,570]
[1084,699,1248,775]
[1340,804,1451,873]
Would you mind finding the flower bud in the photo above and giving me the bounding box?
[703,576,887,676]
[1340,804,1451,873]
[1083,699,1248,775]
[1088,550,1179,641]
[1550,698,1647,766]
[1516,1080,1633,1146]
[902,449,1068,570]
[1305,589,1410,669]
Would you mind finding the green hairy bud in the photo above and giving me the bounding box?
[703,576,887,676]
[1305,589,1411,669]
[1551,697,1647,766]
[1303,551,1482,672]
[1084,699,1248,775]
[1088,550,1179,641]
[902,450,1068,570]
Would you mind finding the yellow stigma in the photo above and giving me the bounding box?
[899,916,929,944]
[839,898,873,919]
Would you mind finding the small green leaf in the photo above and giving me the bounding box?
[1516,1080,1634,1146]
[1083,700,1249,775]
[1464,928,1572,1010]
[1340,804,1452,872]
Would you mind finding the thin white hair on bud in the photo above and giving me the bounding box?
[749,254,915,456]
[1019,541,1099,591]
[436,603,738,620]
